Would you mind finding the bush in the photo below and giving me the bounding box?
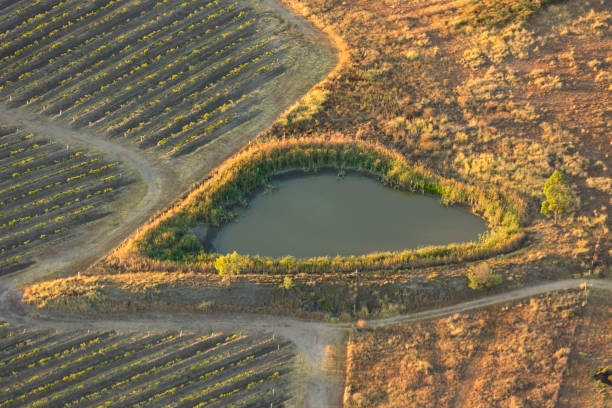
[467,262,503,289]
[280,276,294,290]
[541,170,573,224]
[456,0,562,29]
[214,251,247,284]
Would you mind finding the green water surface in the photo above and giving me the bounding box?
[214,173,487,257]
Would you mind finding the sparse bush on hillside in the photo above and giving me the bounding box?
[457,67,511,112]
[467,262,503,289]
[507,101,540,123]
[586,176,612,194]
[469,23,536,63]
[559,9,611,37]
[529,69,563,91]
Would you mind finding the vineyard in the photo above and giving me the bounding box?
[0,125,130,275]
[0,0,291,157]
[0,320,293,407]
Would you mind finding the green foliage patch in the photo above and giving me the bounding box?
[467,262,503,290]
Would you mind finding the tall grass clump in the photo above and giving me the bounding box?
[124,137,525,274]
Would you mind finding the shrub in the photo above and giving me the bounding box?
[404,49,420,61]
[214,251,247,284]
[197,300,215,312]
[467,262,503,289]
[455,0,562,29]
[280,276,294,290]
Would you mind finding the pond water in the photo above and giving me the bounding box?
[211,172,487,258]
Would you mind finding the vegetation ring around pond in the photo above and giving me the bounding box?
[123,137,528,275]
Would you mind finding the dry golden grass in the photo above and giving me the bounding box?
[264,0,611,271]
[22,272,222,313]
[345,289,611,408]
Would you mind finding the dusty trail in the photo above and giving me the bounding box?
[0,102,178,288]
[367,278,612,328]
[5,279,611,335]
[2,277,611,407]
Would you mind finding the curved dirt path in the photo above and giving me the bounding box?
[367,278,612,328]
[0,102,176,287]
[2,277,611,407]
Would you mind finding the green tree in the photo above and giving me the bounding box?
[541,170,572,224]
[214,251,247,285]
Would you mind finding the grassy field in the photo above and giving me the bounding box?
[0,320,294,407]
[0,124,130,274]
[344,288,611,407]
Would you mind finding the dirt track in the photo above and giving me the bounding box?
[2,276,611,407]
[0,102,175,287]
[367,278,612,328]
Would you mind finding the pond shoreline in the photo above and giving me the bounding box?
[134,137,526,273]
[199,170,488,258]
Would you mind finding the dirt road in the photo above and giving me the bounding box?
[2,277,611,407]
[0,103,177,288]
[366,278,612,328]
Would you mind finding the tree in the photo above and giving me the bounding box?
[541,170,572,224]
[214,251,247,285]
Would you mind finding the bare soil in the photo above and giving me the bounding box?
[557,288,612,407]
[345,282,612,408]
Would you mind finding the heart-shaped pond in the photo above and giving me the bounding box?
[207,171,487,258]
